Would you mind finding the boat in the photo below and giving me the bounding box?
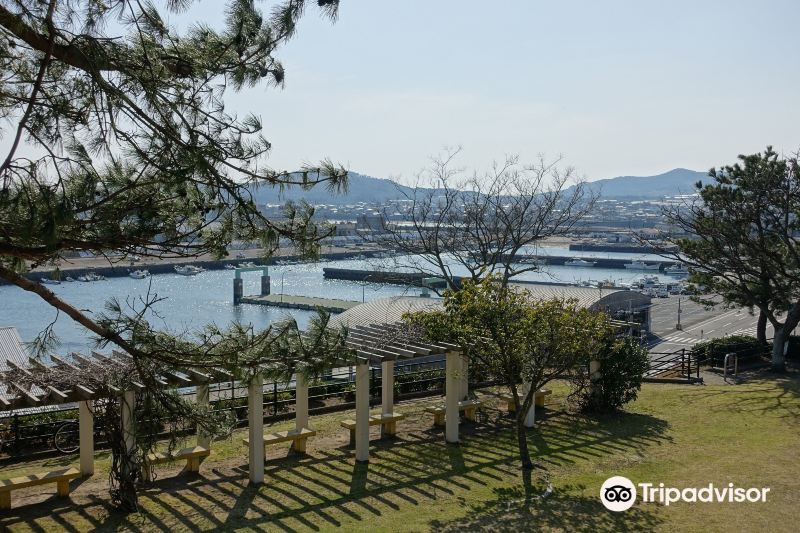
[129,269,150,279]
[624,261,661,270]
[520,257,547,266]
[65,276,76,282]
[40,277,61,285]
[77,272,105,282]
[564,258,596,267]
[224,264,237,270]
[238,261,257,268]
[174,265,203,276]
[664,264,689,276]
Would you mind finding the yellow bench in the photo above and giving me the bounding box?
[243,427,316,454]
[424,400,483,426]
[0,467,81,510]
[142,446,210,481]
[499,389,552,413]
[340,413,405,446]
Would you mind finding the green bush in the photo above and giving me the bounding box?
[690,335,768,366]
[575,337,649,413]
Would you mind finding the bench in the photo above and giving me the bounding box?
[424,400,483,426]
[340,413,405,446]
[142,446,210,481]
[0,467,81,510]
[499,389,552,413]
[243,427,317,454]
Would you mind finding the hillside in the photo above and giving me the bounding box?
[248,172,414,205]
[581,168,709,198]
[247,168,710,205]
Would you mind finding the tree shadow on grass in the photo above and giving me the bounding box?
[428,480,662,533]
[0,406,671,532]
[677,371,800,419]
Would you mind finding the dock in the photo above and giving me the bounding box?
[239,294,360,313]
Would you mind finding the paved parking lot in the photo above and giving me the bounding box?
[647,295,769,353]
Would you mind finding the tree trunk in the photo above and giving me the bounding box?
[516,417,534,471]
[756,309,768,345]
[772,327,786,372]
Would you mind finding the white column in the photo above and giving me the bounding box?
[248,373,265,484]
[355,361,370,462]
[79,400,94,476]
[295,373,309,431]
[381,360,394,416]
[120,391,136,482]
[445,351,460,444]
[522,382,536,428]
[460,354,469,401]
[196,383,211,449]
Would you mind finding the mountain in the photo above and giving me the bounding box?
[581,168,709,199]
[248,172,414,205]
[247,167,711,205]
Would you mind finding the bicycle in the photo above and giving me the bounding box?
[53,419,80,454]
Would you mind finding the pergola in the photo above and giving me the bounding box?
[340,322,464,462]
[0,322,468,484]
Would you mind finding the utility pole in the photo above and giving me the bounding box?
[676,297,682,330]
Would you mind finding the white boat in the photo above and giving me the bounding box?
[40,277,61,285]
[224,264,237,270]
[129,269,150,279]
[565,258,596,267]
[664,264,689,276]
[78,272,105,282]
[624,261,661,270]
[65,276,76,282]
[238,261,257,268]
[174,265,203,276]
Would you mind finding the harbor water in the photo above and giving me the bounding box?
[0,247,677,352]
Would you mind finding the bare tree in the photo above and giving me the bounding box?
[374,149,596,290]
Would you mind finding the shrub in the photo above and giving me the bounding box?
[690,335,768,367]
[574,337,649,413]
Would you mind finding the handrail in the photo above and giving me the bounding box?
[723,352,738,383]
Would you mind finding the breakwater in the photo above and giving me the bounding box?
[569,243,679,254]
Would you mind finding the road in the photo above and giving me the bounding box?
[647,296,772,353]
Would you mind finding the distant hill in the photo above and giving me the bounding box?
[580,168,710,198]
[248,172,414,205]
[247,167,711,205]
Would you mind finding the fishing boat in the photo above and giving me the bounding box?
[238,261,257,268]
[174,265,203,276]
[564,258,596,267]
[64,276,76,282]
[40,277,61,285]
[224,264,237,270]
[129,269,150,279]
[624,261,661,270]
[77,272,105,282]
[664,264,689,276]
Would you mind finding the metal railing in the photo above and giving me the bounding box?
[646,348,701,382]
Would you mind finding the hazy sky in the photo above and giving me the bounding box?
[24,1,800,184]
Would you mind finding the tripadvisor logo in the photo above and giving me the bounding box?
[600,476,771,512]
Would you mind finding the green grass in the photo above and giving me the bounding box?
[1,373,798,532]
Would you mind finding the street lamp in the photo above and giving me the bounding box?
[280,269,291,303]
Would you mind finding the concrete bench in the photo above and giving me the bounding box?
[0,467,81,510]
[340,413,405,446]
[424,400,483,426]
[499,389,552,413]
[143,445,210,481]
[244,427,316,454]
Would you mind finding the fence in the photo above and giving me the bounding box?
[645,348,702,382]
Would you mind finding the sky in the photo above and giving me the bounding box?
[13,0,800,185]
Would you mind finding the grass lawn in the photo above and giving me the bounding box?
[1,372,798,532]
